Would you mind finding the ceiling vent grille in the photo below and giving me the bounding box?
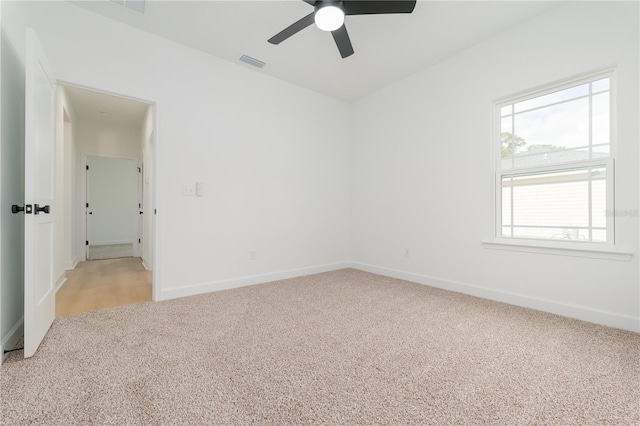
[110,0,146,14]
[239,55,266,69]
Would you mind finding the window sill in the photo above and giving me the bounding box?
[482,240,633,261]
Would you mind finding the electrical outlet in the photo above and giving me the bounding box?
[404,248,410,258]
[182,184,195,196]
[250,250,256,260]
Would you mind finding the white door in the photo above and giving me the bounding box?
[86,155,137,260]
[24,28,56,358]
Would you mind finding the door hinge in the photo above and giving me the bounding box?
[138,167,141,173]
[85,240,89,246]
[138,203,141,208]
[154,209,157,215]
[86,165,89,170]
[138,238,141,243]
[86,202,89,208]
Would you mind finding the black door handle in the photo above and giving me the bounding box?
[139,211,143,214]
[12,204,33,214]
[89,212,93,215]
[34,204,50,215]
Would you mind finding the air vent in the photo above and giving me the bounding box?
[239,55,266,69]
[110,0,146,14]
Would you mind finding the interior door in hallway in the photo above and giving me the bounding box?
[86,155,137,260]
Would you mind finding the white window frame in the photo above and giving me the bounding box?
[496,159,614,247]
[489,68,623,255]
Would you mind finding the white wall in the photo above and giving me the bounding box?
[0,1,26,357]
[76,119,141,160]
[55,86,77,282]
[141,105,154,271]
[17,1,351,299]
[64,118,75,267]
[351,2,639,331]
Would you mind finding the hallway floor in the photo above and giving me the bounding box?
[56,257,152,317]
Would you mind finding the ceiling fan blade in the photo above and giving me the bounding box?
[301,0,316,5]
[268,12,315,45]
[343,0,417,15]
[331,25,354,58]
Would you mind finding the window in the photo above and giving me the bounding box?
[496,71,614,245]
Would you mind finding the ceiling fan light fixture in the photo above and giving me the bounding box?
[314,4,345,32]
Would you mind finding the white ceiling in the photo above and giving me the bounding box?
[63,84,149,128]
[71,0,563,102]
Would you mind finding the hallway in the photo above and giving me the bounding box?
[56,258,152,317]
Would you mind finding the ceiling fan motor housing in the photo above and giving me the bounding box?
[314,0,344,12]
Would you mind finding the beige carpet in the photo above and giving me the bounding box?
[1,269,638,424]
[88,243,133,260]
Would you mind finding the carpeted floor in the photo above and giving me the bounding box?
[88,243,133,260]
[1,269,638,425]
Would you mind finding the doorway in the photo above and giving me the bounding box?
[56,84,155,317]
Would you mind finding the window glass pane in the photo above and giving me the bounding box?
[501,166,607,242]
[592,92,610,145]
[502,184,511,226]
[591,78,610,93]
[501,226,512,237]
[514,97,589,153]
[512,227,590,241]
[592,229,606,242]
[512,146,590,169]
[511,169,586,223]
[512,174,589,228]
[591,170,607,228]
[501,105,512,116]
[501,117,514,166]
[514,83,589,113]
[592,144,609,158]
[501,116,512,134]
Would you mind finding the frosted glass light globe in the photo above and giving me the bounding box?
[314,5,345,32]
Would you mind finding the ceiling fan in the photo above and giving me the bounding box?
[268,0,417,59]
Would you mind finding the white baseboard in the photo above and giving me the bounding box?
[141,258,152,271]
[161,261,351,301]
[352,262,640,333]
[55,272,67,293]
[1,317,24,364]
[64,257,78,270]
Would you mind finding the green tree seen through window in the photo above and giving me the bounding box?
[501,132,564,157]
